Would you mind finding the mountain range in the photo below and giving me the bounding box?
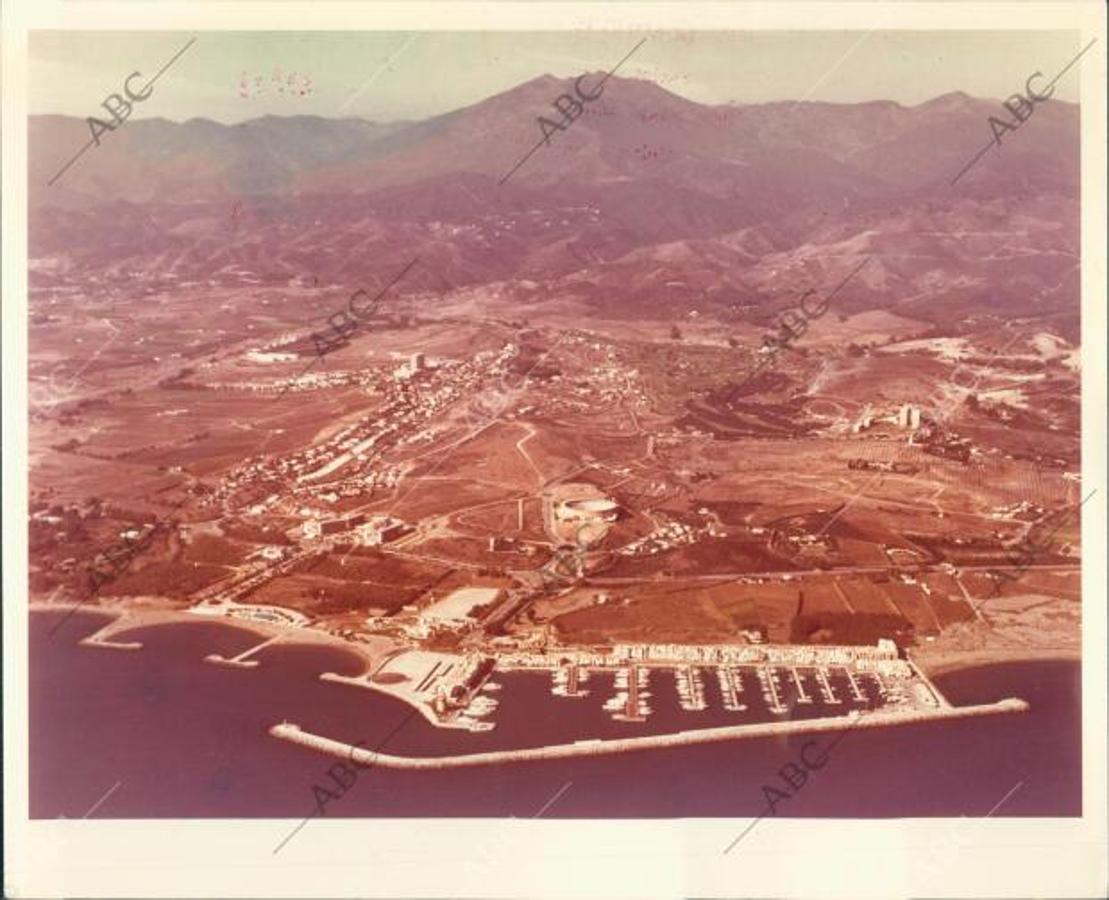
[29,74,1080,335]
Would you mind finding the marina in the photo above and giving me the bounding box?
[675,666,707,712]
[757,665,787,714]
[31,611,1074,820]
[790,667,813,704]
[603,666,652,722]
[551,665,590,698]
[815,666,842,705]
[68,612,967,746]
[548,661,893,725]
[844,667,868,703]
[716,667,747,712]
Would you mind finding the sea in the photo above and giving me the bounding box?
[29,609,1081,819]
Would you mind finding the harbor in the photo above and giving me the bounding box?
[539,656,950,729]
[31,609,1076,819]
[66,610,971,746]
[603,666,651,722]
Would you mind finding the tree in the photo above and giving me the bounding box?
[670,324,683,341]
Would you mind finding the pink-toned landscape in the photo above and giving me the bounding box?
[27,38,1083,801]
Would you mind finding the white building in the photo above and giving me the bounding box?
[898,404,921,429]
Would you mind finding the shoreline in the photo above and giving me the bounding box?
[32,600,1075,714]
[29,601,378,670]
[34,600,1078,674]
[35,601,1078,679]
[911,646,1080,679]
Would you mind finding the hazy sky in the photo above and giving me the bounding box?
[29,30,1083,123]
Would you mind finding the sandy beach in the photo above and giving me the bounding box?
[29,598,383,673]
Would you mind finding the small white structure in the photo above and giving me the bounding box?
[898,404,921,429]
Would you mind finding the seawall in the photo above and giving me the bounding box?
[270,697,1028,770]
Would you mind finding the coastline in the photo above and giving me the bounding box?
[29,601,376,670]
[911,646,1080,679]
[32,600,1075,720]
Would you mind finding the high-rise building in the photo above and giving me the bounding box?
[410,351,425,372]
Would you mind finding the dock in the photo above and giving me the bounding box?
[203,635,282,669]
[76,618,143,651]
[613,666,650,722]
[626,666,641,719]
[717,667,746,712]
[560,666,590,697]
[843,667,867,703]
[78,634,142,651]
[759,666,787,714]
[676,666,707,711]
[815,667,842,705]
[790,667,813,704]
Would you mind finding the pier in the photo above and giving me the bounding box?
[790,667,813,704]
[626,666,640,719]
[562,666,591,697]
[79,633,142,651]
[815,667,842,704]
[759,666,787,714]
[203,635,282,669]
[613,666,650,721]
[843,667,867,703]
[717,667,746,712]
[270,697,1031,770]
[676,666,706,711]
[77,620,143,651]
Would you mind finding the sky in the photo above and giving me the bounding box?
[29,30,1083,124]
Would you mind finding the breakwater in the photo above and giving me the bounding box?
[270,696,1028,770]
